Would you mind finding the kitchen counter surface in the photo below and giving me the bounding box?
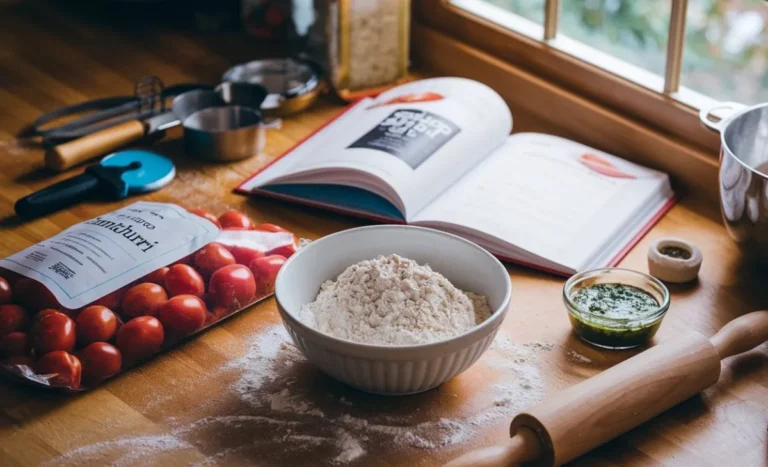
[0,2,766,466]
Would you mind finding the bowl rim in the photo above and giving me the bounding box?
[274,225,512,353]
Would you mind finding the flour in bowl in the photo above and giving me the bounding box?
[298,254,492,345]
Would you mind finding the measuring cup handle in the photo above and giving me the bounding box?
[699,101,747,133]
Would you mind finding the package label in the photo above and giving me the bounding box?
[0,202,219,309]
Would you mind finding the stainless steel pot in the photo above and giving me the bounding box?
[700,101,768,258]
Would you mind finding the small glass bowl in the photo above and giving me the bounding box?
[563,268,670,349]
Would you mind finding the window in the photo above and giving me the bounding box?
[416,0,767,153]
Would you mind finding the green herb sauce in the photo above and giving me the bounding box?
[568,283,663,349]
[659,245,692,259]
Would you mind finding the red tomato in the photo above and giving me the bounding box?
[0,269,22,286]
[208,264,256,311]
[218,210,256,230]
[34,308,59,323]
[76,306,118,345]
[253,223,289,233]
[116,316,164,361]
[0,304,29,336]
[189,208,222,229]
[143,267,169,286]
[2,355,35,367]
[249,255,286,295]
[265,242,297,259]
[32,311,75,355]
[0,332,31,358]
[227,245,265,266]
[157,295,207,338]
[36,351,81,389]
[165,264,205,297]
[121,283,168,317]
[89,287,126,311]
[0,276,11,305]
[193,243,236,278]
[13,278,59,312]
[77,342,122,386]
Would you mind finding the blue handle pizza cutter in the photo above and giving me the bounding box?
[15,150,175,219]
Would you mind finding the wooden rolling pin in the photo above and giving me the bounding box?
[447,310,768,467]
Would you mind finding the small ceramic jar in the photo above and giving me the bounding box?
[648,238,702,283]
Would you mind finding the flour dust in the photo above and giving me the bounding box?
[44,325,550,466]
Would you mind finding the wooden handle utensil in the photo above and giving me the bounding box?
[446,310,768,467]
[44,120,146,171]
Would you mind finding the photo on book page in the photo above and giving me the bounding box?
[348,109,461,169]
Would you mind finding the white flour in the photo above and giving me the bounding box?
[45,325,549,466]
[299,254,492,345]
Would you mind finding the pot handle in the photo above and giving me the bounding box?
[699,101,747,133]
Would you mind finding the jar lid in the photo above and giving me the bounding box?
[221,58,321,116]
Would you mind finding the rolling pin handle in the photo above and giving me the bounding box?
[709,310,768,359]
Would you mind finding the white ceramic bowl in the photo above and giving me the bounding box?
[274,225,512,395]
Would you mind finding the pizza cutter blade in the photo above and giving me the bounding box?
[15,150,175,219]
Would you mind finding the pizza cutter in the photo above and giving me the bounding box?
[15,150,175,219]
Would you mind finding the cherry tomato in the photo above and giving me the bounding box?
[249,255,286,295]
[13,278,59,312]
[227,245,265,266]
[253,223,289,233]
[164,264,205,297]
[0,269,22,286]
[0,276,11,305]
[76,306,118,345]
[208,264,256,311]
[218,210,256,230]
[121,283,168,318]
[35,308,59,324]
[0,332,31,358]
[88,287,126,312]
[0,304,29,336]
[36,351,81,389]
[157,295,207,338]
[116,316,164,361]
[193,243,235,278]
[2,355,35,367]
[77,342,122,386]
[189,208,222,229]
[266,242,297,259]
[32,311,75,355]
[143,267,169,286]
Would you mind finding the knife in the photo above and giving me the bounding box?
[44,110,182,172]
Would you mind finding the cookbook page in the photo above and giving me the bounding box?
[239,77,512,220]
[412,133,672,269]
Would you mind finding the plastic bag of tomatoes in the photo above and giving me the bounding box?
[0,202,299,391]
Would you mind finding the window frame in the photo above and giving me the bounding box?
[415,0,722,155]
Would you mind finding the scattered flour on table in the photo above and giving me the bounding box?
[44,326,549,466]
[567,349,593,363]
[298,254,492,345]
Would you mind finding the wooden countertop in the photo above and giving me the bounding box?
[1,2,766,466]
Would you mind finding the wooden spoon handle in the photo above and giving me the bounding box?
[44,120,146,171]
[444,427,540,467]
[710,310,768,359]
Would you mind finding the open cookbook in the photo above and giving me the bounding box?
[237,77,675,275]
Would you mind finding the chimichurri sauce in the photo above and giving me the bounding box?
[572,283,659,319]
[568,282,663,349]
